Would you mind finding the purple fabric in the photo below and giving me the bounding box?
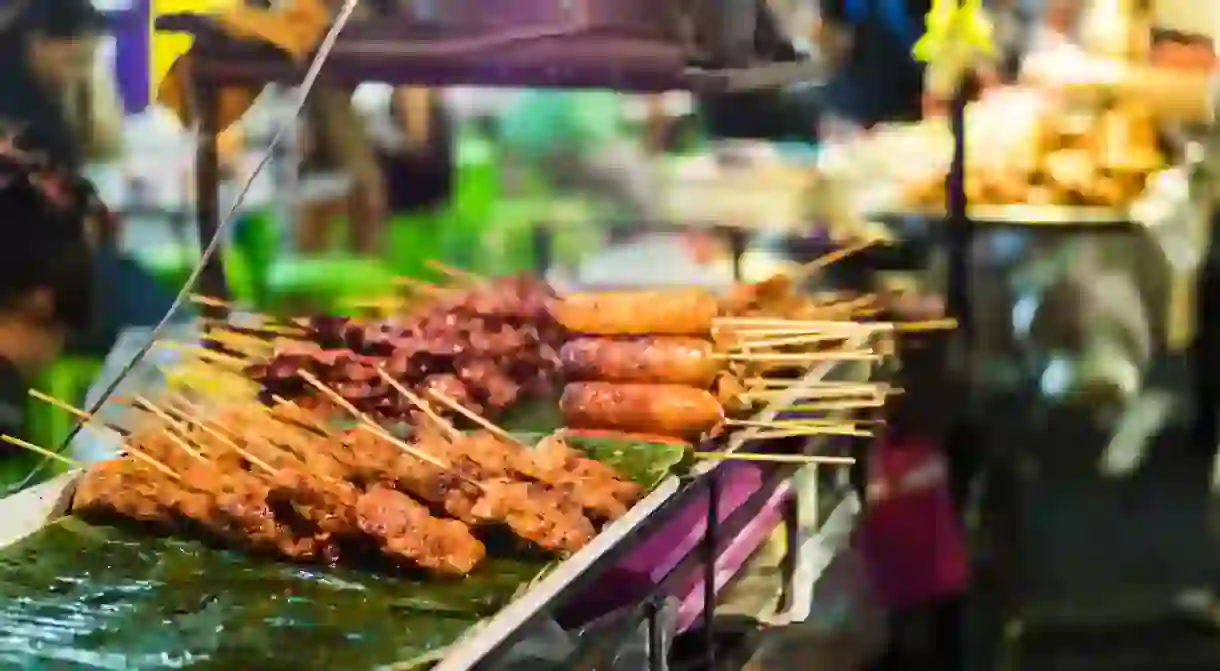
[857,437,969,608]
[672,484,791,632]
[558,463,770,626]
[105,0,150,113]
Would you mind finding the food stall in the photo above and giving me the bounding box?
[0,280,890,670]
[0,1,914,669]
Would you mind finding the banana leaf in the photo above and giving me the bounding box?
[0,434,684,669]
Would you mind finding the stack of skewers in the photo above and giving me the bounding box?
[180,273,563,425]
[551,277,929,448]
[9,373,645,579]
[193,247,949,464]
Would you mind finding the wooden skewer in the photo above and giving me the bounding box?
[790,238,877,281]
[803,295,877,319]
[351,424,468,482]
[427,388,527,448]
[839,293,879,311]
[693,451,856,465]
[267,395,334,437]
[159,403,280,475]
[736,383,893,400]
[715,351,880,363]
[297,370,454,472]
[200,334,275,362]
[191,401,336,477]
[22,391,185,477]
[371,368,460,440]
[811,291,852,304]
[728,333,850,349]
[714,326,871,338]
[342,297,407,314]
[895,318,958,332]
[393,276,448,294]
[202,328,276,348]
[741,380,882,394]
[726,419,868,433]
[745,428,872,440]
[714,317,891,331]
[742,381,893,393]
[27,389,131,435]
[1,434,80,469]
[425,260,485,286]
[157,342,250,367]
[2,432,180,480]
[122,447,182,479]
[189,295,285,326]
[726,418,871,429]
[295,372,373,427]
[189,294,235,309]
[200,317,306,337]
[785,400,888,412]
[131,396,207,463]
[742,422,872,437]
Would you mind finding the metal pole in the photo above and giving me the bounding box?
[945,85,971,339]
[1193,168,1220,454]
[193,70,230,307]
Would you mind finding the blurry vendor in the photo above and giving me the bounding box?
[0,0,118,168]
[0,145,95,446]
[0,0,172,354]
[497,90,659,223]
[817,0,931,126]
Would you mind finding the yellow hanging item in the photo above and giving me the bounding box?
[911,0,996,97]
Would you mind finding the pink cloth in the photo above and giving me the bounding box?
[857,437,970,609]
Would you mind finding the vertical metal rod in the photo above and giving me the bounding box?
[945,86,970,338]
[646,598,664,670]
[703,470,720,667]
[780,485,799,613]
[1193,208,1220,454]
[193,72,229,308]
[728,229,749,281]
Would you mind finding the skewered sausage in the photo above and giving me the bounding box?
[560,382,723,438]
[559,337,721,387]
[549,289,719,336]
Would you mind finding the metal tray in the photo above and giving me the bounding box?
[433,344,872,670]
[874,205,1136,230]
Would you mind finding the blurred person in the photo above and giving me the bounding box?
[749,293,971,671]
[498,90,660,224]
[861,292,971,671]
[815,0,931,127]
[0,0,174,356]
[294,1,454,255]
[0,141,96,449]
[0,0,120,169]
[369,87,454,217]
[296,89,389,253]
[298,86,453,255]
